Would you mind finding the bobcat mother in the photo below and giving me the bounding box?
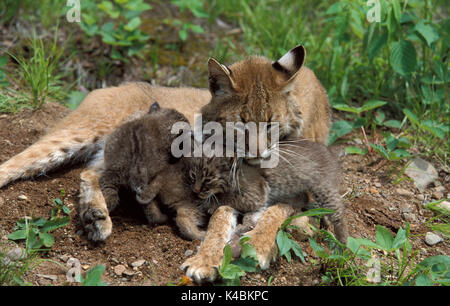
[0,45,330,283]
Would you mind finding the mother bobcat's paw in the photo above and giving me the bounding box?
[81,207,112,241]
[247,229,278,270]
[180,253,221,284]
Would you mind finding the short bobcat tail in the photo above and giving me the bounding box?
[0,129,104,189]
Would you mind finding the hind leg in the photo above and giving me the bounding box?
[142,200,168,225]
[78,168,113,241]
[175,204,206,240]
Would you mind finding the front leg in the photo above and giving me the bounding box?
[78,168,113,241]
[135,174,164,205]
[181,206,237,283]
[246,204,294,269]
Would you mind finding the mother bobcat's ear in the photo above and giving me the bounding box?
[272,45,306,81]
[208,58,234,97]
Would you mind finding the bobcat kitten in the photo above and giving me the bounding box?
[99,102,205,240]
[188,140,349,244]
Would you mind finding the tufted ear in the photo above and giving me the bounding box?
[272,45,306,81]
[208,58,234,97]
[149,101,160,113]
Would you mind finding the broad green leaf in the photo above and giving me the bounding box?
[354,238,380,249]
[0,55,7,67]
[403,108,420,126]
[333,104,359,114]
[82,265,107,286]
[383,119,402,129]
[124,17,141,31]
[309,238,327,258]
[415,21,439,47]
[276,230,291,257]
[331,120,354,137]
[345,146,367,155]
[240,240,258,261]
[385,134,399,151]
[368,30,387,61]
[39,232,55,248]
[41,217,70,233]
[291,241,305,263]
[415,274,434,286]
[222,245,233,267]
[375,225,394,250]
[359,100,387,113]
[370,144,390,160]
[231,257,259,272]
[391,0,402,23]
[220,264,245,280]
[8,229,27,240]
[390,40,417,77]
[392,227,407,249]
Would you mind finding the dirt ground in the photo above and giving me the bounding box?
[0,103,448,286]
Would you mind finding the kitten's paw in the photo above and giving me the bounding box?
[180,253,221,284]
[246,229,278,270]
[81,207,112,241]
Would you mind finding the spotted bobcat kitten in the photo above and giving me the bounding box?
[188,140,348,244]
[99,102,205,240]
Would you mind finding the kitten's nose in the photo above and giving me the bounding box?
[193,186,201,193]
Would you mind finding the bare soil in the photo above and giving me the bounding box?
[0,104,448,286]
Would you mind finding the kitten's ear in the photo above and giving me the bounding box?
[149,101,160,113]
[272,45,306,81]
[208,58,234,97]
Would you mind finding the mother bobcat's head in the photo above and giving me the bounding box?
[201,45,306,156]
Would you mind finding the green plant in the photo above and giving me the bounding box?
[7,32,68,110]
[79,0,152,61]
[424,199,450,237]
[168,0,208,41]
[0,55,8,87]
[8,205,70,253]
[218,236,260,285]
[76,265,107,286]
[0,243,38,286]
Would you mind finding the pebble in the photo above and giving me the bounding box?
[369,187,379,194]
[17,195,28,201]
[82,265,90,270]
[7,247,26,261]
[184,250,194,257]
[405,157,438,191]
[123,270,135,277]
[0,196,4,206]
[425,232,443,246]
[396,188,414,197]
[374,182,382,188]
[432,191,444,200]
[36,274,57,281]
[114,264,126,276]
[436,201,450,212]
[434,186,446,193]
[131,259,146,268]
[58,254,69,262]
[75,230,84,236]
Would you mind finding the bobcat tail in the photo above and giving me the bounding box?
[0,129,104,189]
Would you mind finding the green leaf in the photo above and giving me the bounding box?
[345,146,367,155]
[39,232,55,248]
[383,120,402,129]
[368,31,388,61]
[331,120,354,137]
[403,108,420,126]
[291,241,305,263]
[41,217,70,233]
[82,265,107,286]
[0,55,8,67]
[359,100,387,113]
[276,230,292,257]
[385,134,399,151]
[98,1,120,18]
[8,229,27,240]
[390,40,417,77]
[231,257,259,272]
[375,225,394,250]
[392,227,407,249]
[415,274,434,286]
[415,21,439,47]
[370,144,390,160]
[391,0,402,23]
[333,104,359,114]
[124,17,141,31]
[309,237,327,258]
[67,91,86,110]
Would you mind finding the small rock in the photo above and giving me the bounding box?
[425,232,443,246]
[131,259,146,268]
[152,259,158,265]
[122,270,135,277]
[17,195,28,201]
[75,230,84,236]
[82,265,90,270]
[110,257,119,264]
[114,264,126,276]
[36,274,57,281]
[369,187,379,194]
[436,201,450,212]
[432,191,444,200]
[434,186,446,193]
[396,188,414,197]
[58,254,70,262]
[184,250,194,257]
[374,182,382,188]
[405,157,438,191]
[7,247,26,261]
[417,194,425,201]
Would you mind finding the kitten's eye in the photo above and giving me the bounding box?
[203,178,211,184]
[189,171,196,180]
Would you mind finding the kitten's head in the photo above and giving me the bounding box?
[200,45,306,159]
[186,157,234,200]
